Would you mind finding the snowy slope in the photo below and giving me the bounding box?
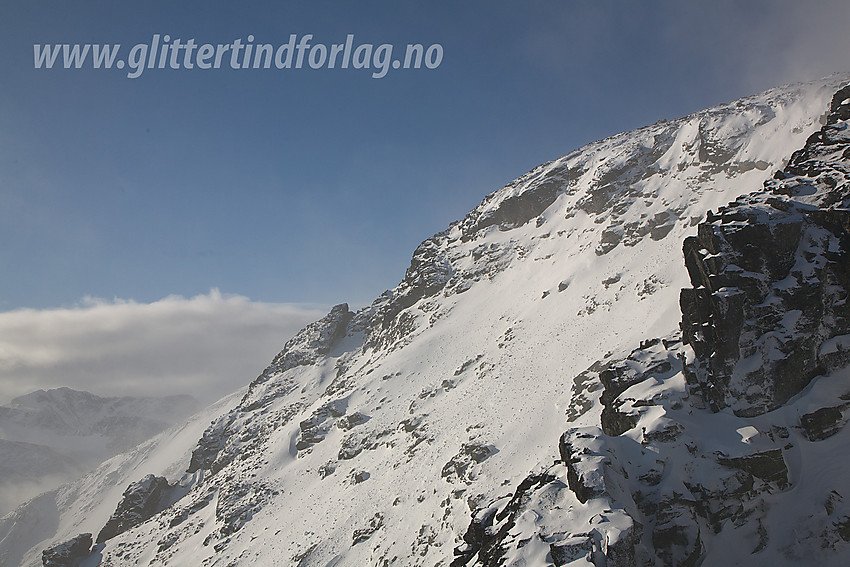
[4,74,849,567]
[453,80,850,566]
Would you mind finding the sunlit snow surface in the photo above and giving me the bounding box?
[3,75,849,567]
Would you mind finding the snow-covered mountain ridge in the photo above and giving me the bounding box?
[4,74,850,567]
[454,79,850,566]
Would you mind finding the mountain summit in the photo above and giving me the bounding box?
[4,75,850,567]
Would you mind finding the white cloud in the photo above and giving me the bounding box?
[0,290,327,406]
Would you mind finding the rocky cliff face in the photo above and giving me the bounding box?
[5,76,850,567]
[41,533,92,567]
[452,83,850,566]
[96,474,172,544]
[681,84,850,417]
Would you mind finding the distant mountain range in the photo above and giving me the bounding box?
[0,387,198,517]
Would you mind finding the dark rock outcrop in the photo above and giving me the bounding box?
[681,83,850,417]
[352,513,384,545]
[558,432,600,504]
[369,237,452,340]
[801,405,847,441]
[441,443,496,485]
[42,533,92,567]
[97,474,171,543]
[451,471,558,567]
[594,338,677,437]
[187,304,354,474]
[717,449,789,489]
[215,480,279,538]
[468,179,561,234]
[251,303,354,385]
[460,160,587,239]
[295,399,347,451]
[549,536,595,566]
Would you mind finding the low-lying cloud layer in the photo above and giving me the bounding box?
[0,290,326,406]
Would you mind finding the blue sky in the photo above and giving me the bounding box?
[1,1,849,403]
[2,0,847,311]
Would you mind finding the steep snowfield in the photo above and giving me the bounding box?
[3,75,848,567]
